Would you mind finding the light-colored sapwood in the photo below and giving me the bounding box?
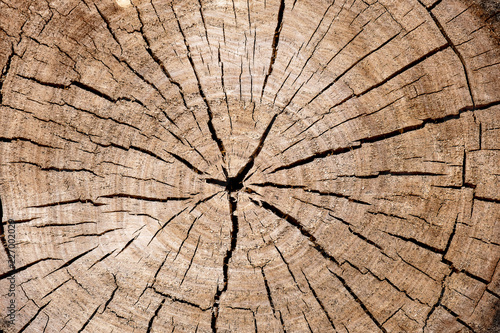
[0,0,499,332]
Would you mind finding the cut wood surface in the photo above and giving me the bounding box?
[0,0,499,332]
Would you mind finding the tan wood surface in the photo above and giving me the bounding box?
[0,0,499,332]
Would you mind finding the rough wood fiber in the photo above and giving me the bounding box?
[0,0,499,332]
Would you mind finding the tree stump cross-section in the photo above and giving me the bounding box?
[0,0,499,332]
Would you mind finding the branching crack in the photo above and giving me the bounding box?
[301,270,337,330]
[211,193,239,332]
[261,0,286,100]
[327,267,387,332]
[46,246,98,277]
[261,267,287,332]
[0,257,59,280]
[19,301,51,333]
[171,4,227,161]
[250,198,340,266]
[147,298,166,333]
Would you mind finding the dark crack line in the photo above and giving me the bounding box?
[135,6,189,126]
[77,304,100,333]
[327,267,387,333]
[205,178,227,187]
[175,215,202,260]
[302,311,314,333]
[231,114,278,188]
[88,249,117,270]
[152,286,208,310]
[423,279,446,331]
[441,305,476,332]
[112,53,162,100]
[292,0,338,87]
[151,250,171,287]
[94,4,123,54]
[261,267,288,332]
[0,198,15,269]
[250,198,340,266]
[26,198,106,208]
[97,193,190,203]
[268,144,356,174]
[305,42,450,118]
[45,246,98,278]
[261,0,286,100]
[420,1,475,107]
[156,118,207,162]
[268,100,500,174]
[274,244,304,293]
[42,278,71,299]
[68,228,122,240]
[301,269,337,331]
[115,234,139,257]
[211,193,239,332]
[147,298,166,333]
[19,301,51,333]
[302,31,398,111]
[218,46,232,133]
[0,136,62,150]
[148,207,188,246]
[21,77,144,131]
[386,223,490,285]
[0,43,14,104]
[291,195,386,252]
[197,0,210,45]
[0,257,61,280]
[101,274,119,314]
[347,261,427,306]
[2,217,39,226]
[171,4,227,161]
[251,182,371,205]
[180,235,201,286]
[10,161,103,178]
[385,231,446,254]
[166,151,207,175]
[190,192,222,213]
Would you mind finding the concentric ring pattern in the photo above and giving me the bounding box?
[0,0,499,332]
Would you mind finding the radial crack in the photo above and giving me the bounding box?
[274,244,304,292]
[0,43,14,104]
[46,246,98,277]
[147,298,166,333]
[0,199,15,269]
[175,215,202,260]
[171,4,227,161]
[261,267,287,332]
[250,198,340,267]
[148,207,188,246]
[135,6,189,118]
[327,267,388,333]
[420,1,475,107]
[152,286,208,310]
[301,269,337,330]
[19,301,51,333]
[167,151,207,175]
[230,114,278,188]
[180,235,201,286]
[98,193,190,203]
[261,0,286,100]
[211,193,239,332]
[76,305,100,333]
[269,101,499,174]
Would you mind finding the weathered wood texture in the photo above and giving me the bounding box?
[0,0,499,332]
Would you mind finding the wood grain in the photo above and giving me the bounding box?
[0,0,499,332]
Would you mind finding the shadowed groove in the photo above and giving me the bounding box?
[0,0,498,331]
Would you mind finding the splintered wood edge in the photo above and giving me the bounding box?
[0,0,499,332]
